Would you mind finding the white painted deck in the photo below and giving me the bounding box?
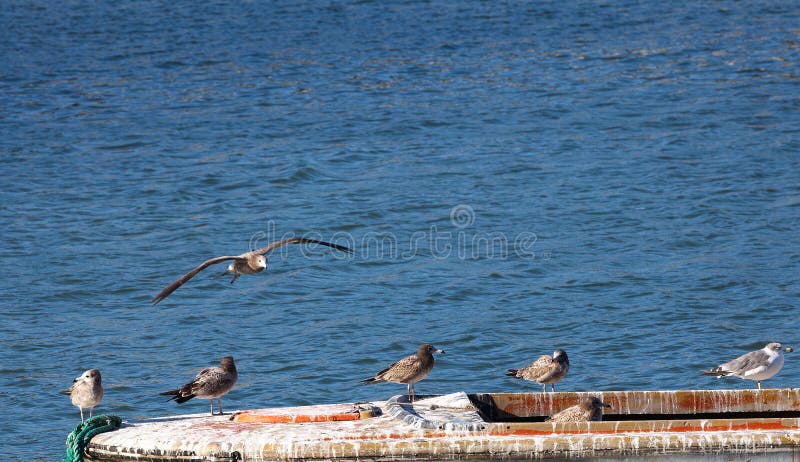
[86,390,800,461]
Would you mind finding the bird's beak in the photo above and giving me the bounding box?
[436,349,445,355]
[785,347,793,353]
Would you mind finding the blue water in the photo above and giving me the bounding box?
[1,1,799,460]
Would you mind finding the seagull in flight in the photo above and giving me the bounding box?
[152,237,351,304]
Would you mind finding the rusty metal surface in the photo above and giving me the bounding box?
[485,388,800,418]
[232,403,371,423]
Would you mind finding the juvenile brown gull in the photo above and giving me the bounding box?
[506,349,569,392]
[66,368,103,422]
[547,396,611,423]
[701,342,792,390]
[360,344,444,402]
[152,237,351,304]
[160,356,238,416]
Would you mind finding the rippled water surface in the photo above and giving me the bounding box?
[1,1,799,460]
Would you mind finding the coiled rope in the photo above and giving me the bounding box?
[63,414,122,462]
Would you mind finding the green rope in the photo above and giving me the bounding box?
[63,414,122,462]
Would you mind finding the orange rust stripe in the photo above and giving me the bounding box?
[323,432,450,442]
[491,422,796,436]
[313,421,799,441]
[322,423,798,441]
[234,411,361,423]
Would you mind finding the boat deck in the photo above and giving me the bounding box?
[86,389,800,461]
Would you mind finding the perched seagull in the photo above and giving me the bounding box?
[360,344,444,402]
[66,369,103,422]
[547,396,611,423]
[506,349,570,392]
[152,237,351,304]
[701,342,793,390]
[160,356,238,416]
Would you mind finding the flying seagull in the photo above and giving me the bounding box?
[506,349,569,392]
[152,237,351,304]
[547,396,611,423]
[160,356,238,416]
[65,368,103,422]
[360,343,444,402]
[701,342,792,390]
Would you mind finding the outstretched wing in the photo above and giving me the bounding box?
[249,237,351,256]
[152,256,240,304]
